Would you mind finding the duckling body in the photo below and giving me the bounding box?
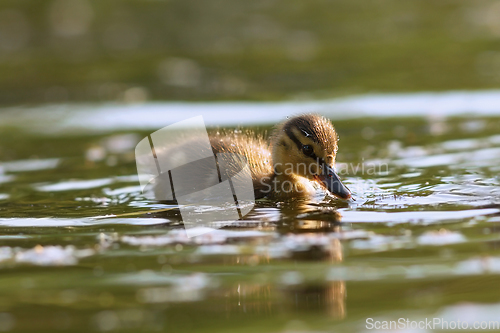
[143,114,350,202]
[209,132,274,198]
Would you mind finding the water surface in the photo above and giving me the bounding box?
[1,92,500,332]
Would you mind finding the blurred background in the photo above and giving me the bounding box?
[2,0,500,105]
[3,2,500,332]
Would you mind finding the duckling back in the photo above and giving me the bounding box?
[144,130,273,201]
[209,131,273,198]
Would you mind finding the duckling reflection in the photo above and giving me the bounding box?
[284,237,345,319]
[144,197,344,233]
[276,197,345,234]
[220,234,345,320]
[286,279,346,320]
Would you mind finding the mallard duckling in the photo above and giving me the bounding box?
[210,114,351,200]
[140,114,351,202]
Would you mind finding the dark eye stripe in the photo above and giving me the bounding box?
[285,127,318,160]
[285,127,305,151]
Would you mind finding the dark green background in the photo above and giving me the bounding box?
[1,0,500,104]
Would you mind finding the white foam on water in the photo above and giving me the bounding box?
[339,208,499,224]
[417,230,466,246]
[35,178,114,192]
[0,245,95,266]
[121,228,273,247]
[35,176,141,192]
[0,158,60,172]
[437,302,500,326]
[0,217,170,227]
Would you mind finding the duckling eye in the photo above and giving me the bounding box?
[302,145,314,156]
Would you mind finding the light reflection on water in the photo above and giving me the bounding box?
[1,95,500,331]
[2,90,500,133]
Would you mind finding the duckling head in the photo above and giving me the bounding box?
[271,114,351,199]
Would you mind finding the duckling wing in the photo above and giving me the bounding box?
[209,133,273,198]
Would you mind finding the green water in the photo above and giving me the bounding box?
[0,111,499,332]
[2,1,500,331]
